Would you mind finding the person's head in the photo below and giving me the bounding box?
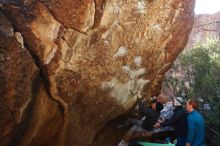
[186,99,199,112]
[149,99,157,110]
[174,97,185,107]
[157,93,169,104]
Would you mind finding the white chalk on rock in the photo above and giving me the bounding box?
[130,68,146,79]
[122,65,131,73]
[101,81,114,91]
[137,0,146,13]
[134,56,142,67]
[113,46,128,58]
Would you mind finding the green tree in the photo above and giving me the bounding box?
[179,38,220,98]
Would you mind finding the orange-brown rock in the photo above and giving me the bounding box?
[0,0,195,145]
[0,12,38,146]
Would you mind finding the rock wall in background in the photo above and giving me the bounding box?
[0,0,195,145]
[186,11,220,48]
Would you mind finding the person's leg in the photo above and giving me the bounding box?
[124,125,147,141]
[126,118,143,127]
[118,120,144,146]
[150,131,173,143]
[118,139,129,146]
[128,140,142,146]
[176,137,187,146]
[118,125,140,145]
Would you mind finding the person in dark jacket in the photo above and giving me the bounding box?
[154,97,188,146]
[118,98,160,146]
[139,99,161,131]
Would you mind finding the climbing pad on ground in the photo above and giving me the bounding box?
[138,142,175,146]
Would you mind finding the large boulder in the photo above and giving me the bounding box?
[0,0,195,145]
[0,12,38,146]
[0,11,63,146]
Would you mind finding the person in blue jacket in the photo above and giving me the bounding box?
[186,99,206,146]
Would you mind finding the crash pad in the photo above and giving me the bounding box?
[138,142,175,146]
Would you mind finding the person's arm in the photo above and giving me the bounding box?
[138,99,147,114]
[160,110,184,127]
[160,118,175,127]
[186,115,195,145]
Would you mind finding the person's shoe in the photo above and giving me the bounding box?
[117,139,129,146]
[116,124,124,129]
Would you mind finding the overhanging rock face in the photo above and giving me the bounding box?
[0,0,195,146]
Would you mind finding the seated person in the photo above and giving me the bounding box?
[125,94,175,144]
[138,98,162,131]
[118,97,161,146]
[153,94,175,133]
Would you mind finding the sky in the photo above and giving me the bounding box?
[195,0,220,14]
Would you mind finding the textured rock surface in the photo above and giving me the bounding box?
[0,0,195,145]
[0,12,63,146]
[0,12,38,146]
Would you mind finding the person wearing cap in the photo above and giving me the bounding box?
[139,98,161,131]
[154,97,188,146]
[126,98,161,132]
[117,98,161,146]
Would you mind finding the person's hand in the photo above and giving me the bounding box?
[153,123,160,128]
[124,131,133,141]
[186,143,190,146]
[137,95,142,100]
